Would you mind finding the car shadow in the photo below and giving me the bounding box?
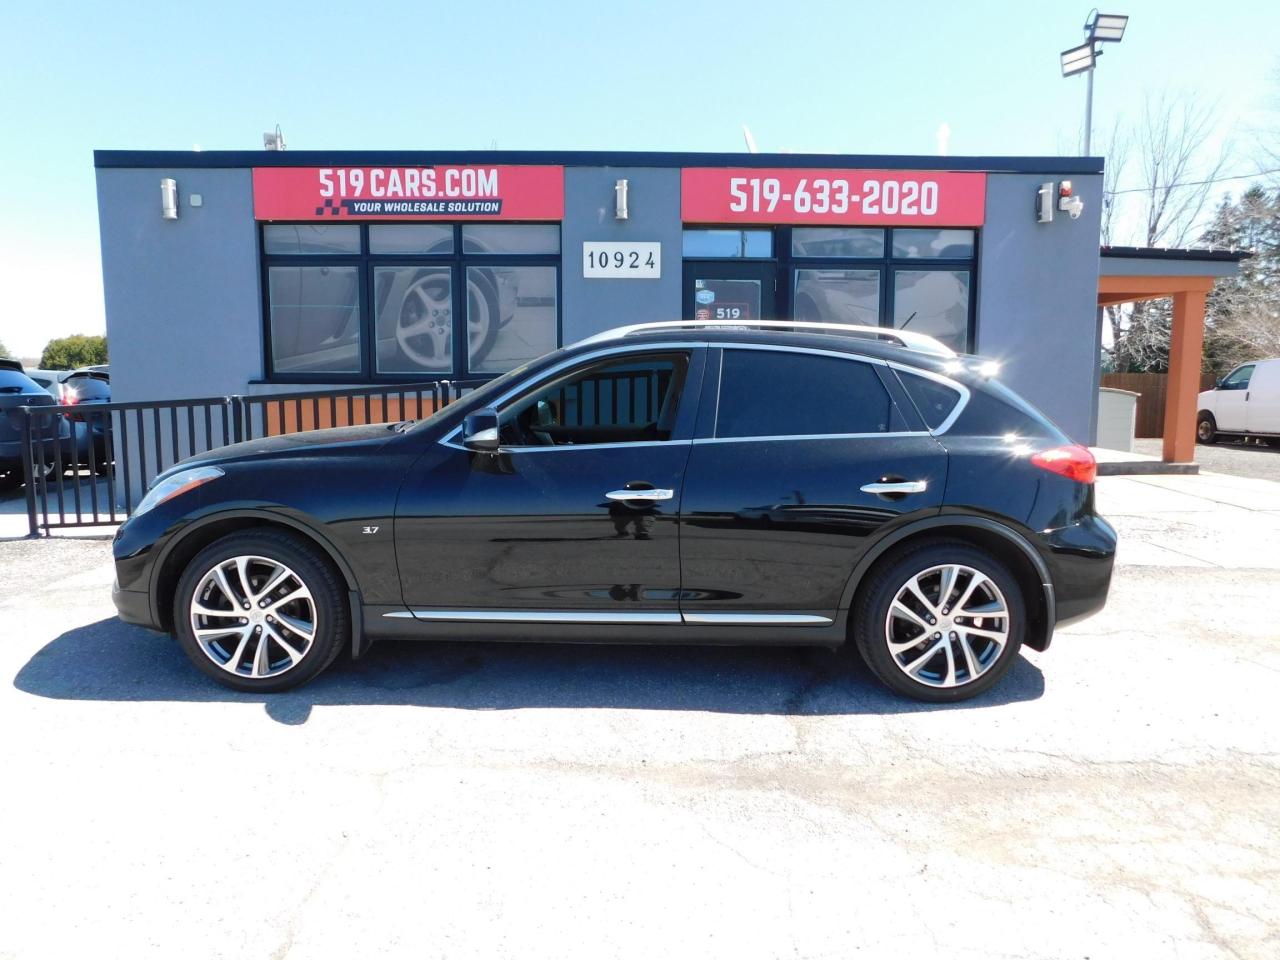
[14,617,1045,725]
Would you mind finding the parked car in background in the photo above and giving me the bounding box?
[0,359,68,490]
[26,368,113,471]
[1197,358,1280,446]
[112,320,1117,703]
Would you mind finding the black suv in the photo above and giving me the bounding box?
[112,322,1116,702]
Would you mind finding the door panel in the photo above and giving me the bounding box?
[679,435,946,616]
[1215,364,1253,431]
[1246,363,1279,433]
[394,443,689,611]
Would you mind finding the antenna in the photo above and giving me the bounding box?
[742,124,759,154]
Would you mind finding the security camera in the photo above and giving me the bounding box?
[1062,196,1084,219]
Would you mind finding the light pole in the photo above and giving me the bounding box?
[1060,11,1128,155]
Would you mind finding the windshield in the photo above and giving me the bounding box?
[406,353,560,433]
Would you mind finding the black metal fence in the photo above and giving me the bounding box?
[13,379,481,537]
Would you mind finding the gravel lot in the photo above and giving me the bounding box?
[1134,436,1280,481]
[1,474,1278,959]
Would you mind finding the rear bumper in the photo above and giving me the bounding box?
[1042,514,1117,627]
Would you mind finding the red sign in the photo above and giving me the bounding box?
[252,165,564,221]
[681,168,986,225]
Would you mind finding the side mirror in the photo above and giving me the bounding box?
[462,408,500,451]
[1215,378,1225,390]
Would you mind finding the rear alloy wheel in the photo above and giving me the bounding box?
[853,541,1025,702]
[1197,413,1218,444]
[174,531,348,692]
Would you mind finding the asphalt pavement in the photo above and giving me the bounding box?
[0,474,1278,959]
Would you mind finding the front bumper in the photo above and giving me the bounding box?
[112,578,159,630]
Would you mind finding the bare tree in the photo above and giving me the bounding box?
[1103,92,1232,371]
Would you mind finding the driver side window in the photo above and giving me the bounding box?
[498,352,690,447]
[1222,365,1254,390]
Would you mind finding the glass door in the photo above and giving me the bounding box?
[682,261,777,323]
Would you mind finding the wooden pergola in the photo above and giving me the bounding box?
[1098,247,1248,463]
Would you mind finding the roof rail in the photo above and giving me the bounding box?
[574,320,956,357]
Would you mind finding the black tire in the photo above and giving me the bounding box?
[851,539,1025,703]
[173,530,349,692]
[1196,412,1218,445]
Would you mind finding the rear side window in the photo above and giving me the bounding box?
[715,349,897,438]
[0,370,41,392]
[896,370,962,430]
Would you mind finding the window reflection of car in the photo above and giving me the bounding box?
[273,234,518,376]
[793,270,879,325]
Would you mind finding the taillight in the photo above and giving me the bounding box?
[61,386,78,405]
[1031,444,1096,484]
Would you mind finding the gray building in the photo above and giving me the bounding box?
[95,150,1104,441]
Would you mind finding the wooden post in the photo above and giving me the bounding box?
[1162,289,1208,463]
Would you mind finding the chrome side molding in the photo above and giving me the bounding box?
[385,609,833,626]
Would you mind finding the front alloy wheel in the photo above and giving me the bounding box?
[853,541,1025,702]
[174,531,348,692]
[190,555,317,680]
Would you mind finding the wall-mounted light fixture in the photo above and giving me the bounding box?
[614,179,629,220]
[263,123,287,151]
[160,178,179,220]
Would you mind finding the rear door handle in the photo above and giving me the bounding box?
[606,488,674,501]
[860,480,928,495]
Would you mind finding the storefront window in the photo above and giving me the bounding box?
[368,224,453,255]
[467,265,558,374]
[263,224,360,255]
[682,229,773,258]
[263,223,560,381]
[891,229,975,259]
[267,266,362,374]
[892,270,971,352]
[463,224,560,255]
[792,269,879,325]
[373,266,452,375]
[791,227,884,259]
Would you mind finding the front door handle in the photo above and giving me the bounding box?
[860,480,928,495]
[606,488,674,501]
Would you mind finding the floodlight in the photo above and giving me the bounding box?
[1088,12,1128,42]
[1060,42,1096,77]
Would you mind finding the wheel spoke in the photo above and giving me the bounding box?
[213,565,241,607]
[275,610,315,640]
[268,586,310,612]
[959,634,981,680]
[963,600,1006,617]
[192,602,238,619]
[890,600,932,632]
[963,625,1007,641]
[905,577,939,616]
[941,639,957,687]
[265,625,303,665]
[951,572,987,615]
[936,565,958,610]
[903,637,946,677]
[253,563,291,602]
[251,631,272,677]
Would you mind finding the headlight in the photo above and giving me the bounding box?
[132,466,224,517]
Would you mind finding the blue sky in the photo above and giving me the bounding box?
[1,0,1277,357]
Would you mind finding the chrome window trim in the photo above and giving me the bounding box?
[883,360,972,436]
[439,340,704,451]
[693,431,927,445]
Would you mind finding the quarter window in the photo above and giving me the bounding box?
[896,370,962,430]
[263,223,560,382]
[715,349,896,438]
